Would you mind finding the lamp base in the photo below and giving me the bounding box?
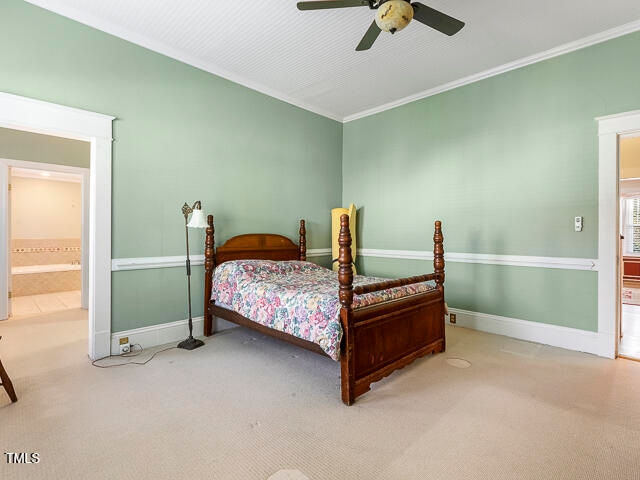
[177,336,205,350]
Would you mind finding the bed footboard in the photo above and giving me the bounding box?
[340,292,445,404]
[337,214,445,405]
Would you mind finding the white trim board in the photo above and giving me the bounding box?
[24,0,341,123]
[447,308,600,356]
[1,159,90,310]
[345,19,640,122]
[112,255,205,272]
[111,317,204,355]
[0,91,114,361]
[597,109,640,359]
[0,165,7,320]
[110,316,235,355]
[359,249,596,271]
[306,248,331,258]
[113,307,601,358]
[110,250,595,272]
[24,1,640,123]
[111,248,332,272]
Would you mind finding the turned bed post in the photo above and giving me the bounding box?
[338,213,356,405]
[204,214,215,336]
[433,220,445,293]
[299,219,306,261]
[338,214,354,308]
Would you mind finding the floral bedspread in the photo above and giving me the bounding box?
[212,260,437,361]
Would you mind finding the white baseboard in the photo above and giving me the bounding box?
[447,307,604,357]
[110,316,236,355]
[110,309,606,359]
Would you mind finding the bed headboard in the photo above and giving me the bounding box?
[216,233,300,264]
[206,216,307,267]
[203,215,306,336]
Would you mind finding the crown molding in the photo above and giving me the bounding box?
[26,2,640,125]
[344,19,640,122]
[25,1,342,122]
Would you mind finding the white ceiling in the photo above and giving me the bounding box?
[26,0,640,122]
[11,167,82,183]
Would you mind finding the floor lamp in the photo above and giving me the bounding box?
[178,201,207,350]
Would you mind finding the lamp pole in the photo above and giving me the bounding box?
[178,201,205,350]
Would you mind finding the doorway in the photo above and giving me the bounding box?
[618,133,640,360]
[7,163,89,318]
[0,92,114,360]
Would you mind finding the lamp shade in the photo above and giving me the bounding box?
[187,208,208,228]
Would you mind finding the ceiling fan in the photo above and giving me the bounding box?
[297,0,465,51]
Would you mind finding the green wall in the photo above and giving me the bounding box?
[356,257,597,331]
[4,0,640,335]
[344,31,640,332]
[0,0,342,332]
[0,127,89,168]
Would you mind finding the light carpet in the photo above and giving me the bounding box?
[1,309,640,479]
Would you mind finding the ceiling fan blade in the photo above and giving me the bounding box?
[411,3,465,36]
[297,0,370,10]
[356,20,382,51]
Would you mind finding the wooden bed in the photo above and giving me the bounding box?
[203,214,446,405]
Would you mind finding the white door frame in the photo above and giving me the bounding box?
[0,92,114,360]
[1,159,90,311]
[597,109,640,358]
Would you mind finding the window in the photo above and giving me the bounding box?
[622,198,640,254]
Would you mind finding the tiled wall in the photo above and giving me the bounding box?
[11,238,81,296]
[12,271,81,297]
[11,238,81,267]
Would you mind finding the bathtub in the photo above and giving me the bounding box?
[11,263,81,275]
[11,264,81,296]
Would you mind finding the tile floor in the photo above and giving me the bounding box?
[620,303,640,360]
[10,290,81,317]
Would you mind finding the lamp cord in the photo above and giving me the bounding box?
[91,344,176,368]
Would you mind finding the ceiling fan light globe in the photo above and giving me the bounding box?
[375,0,413,33]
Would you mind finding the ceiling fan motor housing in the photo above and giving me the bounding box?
[296,0,465,51]
[375,0,414,33]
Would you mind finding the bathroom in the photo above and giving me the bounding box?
[9,167,83,315]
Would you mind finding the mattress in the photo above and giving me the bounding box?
[212,260,437,361]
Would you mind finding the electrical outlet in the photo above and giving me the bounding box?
[449,313,457,324]
[119,337,130,354]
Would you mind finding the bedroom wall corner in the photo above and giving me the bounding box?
[342,29,640,353]
[1,0,343,339]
